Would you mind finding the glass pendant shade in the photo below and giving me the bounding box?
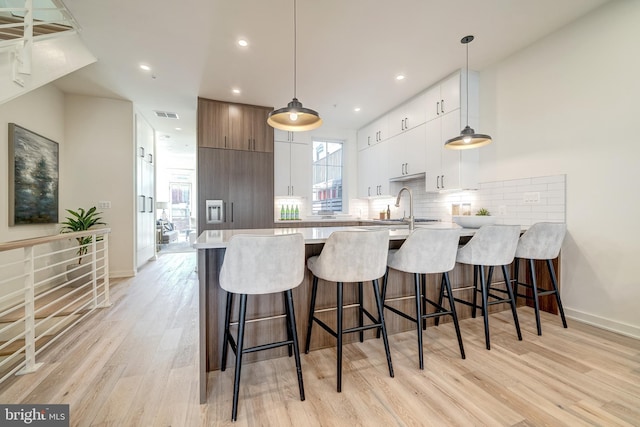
[267,98,322,131]
[444,35,492,150]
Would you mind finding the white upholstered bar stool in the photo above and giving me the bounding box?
[513,222,568,335]
[443,225,522,350]
[219,233,305,422]
[304,229,393,392]
[382,228,465,369]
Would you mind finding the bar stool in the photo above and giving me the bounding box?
[304,229,393,392]
[219,233,305,422]
[382,228,465,369]
[513,222,568,335]
[442,225,522,350]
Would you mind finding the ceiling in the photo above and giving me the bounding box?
[53,0,610,160]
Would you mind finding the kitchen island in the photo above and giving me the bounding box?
[194,223,557,403]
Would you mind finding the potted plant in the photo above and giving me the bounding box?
[60,207,105,285]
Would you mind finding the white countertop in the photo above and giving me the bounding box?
[193,223,478,249]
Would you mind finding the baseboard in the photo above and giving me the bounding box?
[109,270,135,279]
[565,307,640,339]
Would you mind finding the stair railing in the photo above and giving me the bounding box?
[0,228,110,383]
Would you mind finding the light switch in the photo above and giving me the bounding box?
[98,201,111,209]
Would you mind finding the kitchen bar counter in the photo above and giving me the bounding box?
[196,224,553,403]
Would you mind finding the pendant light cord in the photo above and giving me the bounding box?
[293,0,297,99]
[465,39,469,127]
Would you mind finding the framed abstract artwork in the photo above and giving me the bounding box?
[8,123,59,225]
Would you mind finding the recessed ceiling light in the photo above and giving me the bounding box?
[140,64,151,71]
[232,88,241,94]
[238,39,248,47]
[354,107,361,112]
[175,127,182,131]
[396,74,405,81]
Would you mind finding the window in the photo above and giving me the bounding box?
[312,140,343,214]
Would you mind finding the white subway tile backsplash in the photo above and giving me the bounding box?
[532,175,564,184]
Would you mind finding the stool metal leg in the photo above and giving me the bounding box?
[434,274,445,327]
[502,264,522,341]
[285,289,305,401]
[336,282,344,392]
[479,265,491,350]
[547,259,568,328]
[421,274,427,330]
[528,259,542,336]
[373,278,394,378]
[231,294,248,422]
[377,268,390,339]
[221,291,233,372]
[413,273,424,369]
[358,282,364,343]
[443,272,465,359]
[472,265,479,318]
[513,258,521,304]
[283,292,294,356]
[304,276,319,354]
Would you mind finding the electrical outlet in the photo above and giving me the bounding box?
[98,201,111,209]
[523,192,540,204]
[498,205,507,215]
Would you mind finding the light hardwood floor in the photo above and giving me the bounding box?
[1,252,638,426]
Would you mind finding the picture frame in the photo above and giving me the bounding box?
[8,123,59,226]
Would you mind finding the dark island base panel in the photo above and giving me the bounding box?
[201,241,559,374]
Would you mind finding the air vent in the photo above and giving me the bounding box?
[154,111,179,119]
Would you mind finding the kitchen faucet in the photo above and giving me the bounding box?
[395,187,414,231]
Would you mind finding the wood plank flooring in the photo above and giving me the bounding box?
[0,252,638,426]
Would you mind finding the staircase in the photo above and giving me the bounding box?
[0,0,96,105]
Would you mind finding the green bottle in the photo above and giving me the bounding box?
[280,205,285,220]
[285,205,290,220]
[295,205,299,220]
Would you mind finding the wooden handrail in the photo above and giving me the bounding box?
[0,228,111,253]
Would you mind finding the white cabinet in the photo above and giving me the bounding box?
[274,140,312,198]
[388,92,427,138]
[425,105,479,192]
[274,129,311,144]
[425,72,461,122]
[388,124,426,180]
[357,116,389,151]
[358,141,389,198]
[135,114,156,268]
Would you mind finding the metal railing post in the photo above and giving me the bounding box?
[91,234,98,309]
[17,246,43,375]
[99,233,112,308]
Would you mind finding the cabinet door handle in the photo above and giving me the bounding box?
[368,187,371,197]
[223,202,227,222]
[368,136,371,146]
[291,185,294,195]
[405,163,409,175]
[441,175,445,188]
[405,117,408,130]
[139,147,145,158]
[224,136,227,148]
[436,101,440,116]
[436,176,440,189]
[441,100,445,114]
[148,153,153,164]
[149,196,154,213]
[231,202,234,222]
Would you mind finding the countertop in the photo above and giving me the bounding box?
[194,223,479,249]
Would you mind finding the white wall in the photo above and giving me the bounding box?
[479,0,640,337]
[0,84,65,243]
[64,95,135,277]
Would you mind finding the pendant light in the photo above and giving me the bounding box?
[444,35,492,150]
[267,0,322,132]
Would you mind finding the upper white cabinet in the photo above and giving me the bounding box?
[274,139,312,198]
[425,72,461,122]
[425,70,479,192]
[274,129,311,144]
[358,141,389,198]
[388,92,427,138]
[357,116,389,151]
[388,124,427,180]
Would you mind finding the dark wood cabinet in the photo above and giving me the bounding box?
[197,98,273,152]
[197,147,274,232]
